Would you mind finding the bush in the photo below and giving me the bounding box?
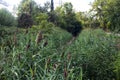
[0,8,16,27]
[17,13,33,28]
[66,19,82,36]
[35,13,48,25]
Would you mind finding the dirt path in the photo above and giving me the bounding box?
[61,36,77,51]
[67,36,76,45]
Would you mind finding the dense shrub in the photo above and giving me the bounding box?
[35,13,48,25]
[54,12,82,36]
[17,13,33,28]
[65,19,82,36]
[0,8,16,27]
[53,3,82,36]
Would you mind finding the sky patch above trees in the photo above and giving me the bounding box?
[0,0,94,12]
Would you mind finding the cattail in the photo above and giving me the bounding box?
[45,58,51,71]
[26,39,31,51]
[47,58,51,65]
[43,40,48,47]
[53,64,57,70]
[61,52,64,58]
[64,68,68,79]
[26,44,30,51]
[53,63,59,71]
[63,62,68,79]
[18,53,21,61]
[67,53,71,60]
[35,31,43,44]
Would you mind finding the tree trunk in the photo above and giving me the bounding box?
[51,0,54,12]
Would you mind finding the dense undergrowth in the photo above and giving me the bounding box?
[0,27,120,80]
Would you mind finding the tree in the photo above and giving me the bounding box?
[18,0,33,15]
[17,0,51,26]
[17,0,36,27]
[54,2,82,36]
[91,0,120,32]
[76,11,100,28]
[0,8,16,27]
[50,0,54,12]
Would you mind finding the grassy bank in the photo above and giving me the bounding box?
[0,27,119,80]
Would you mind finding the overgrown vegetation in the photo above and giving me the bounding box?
[0,0,120,79]
[0,27,119,80]
[67,29,119,79]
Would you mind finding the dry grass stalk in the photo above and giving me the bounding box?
[13,32,17,46]
[35,31,43,44]
[67,53,71,60]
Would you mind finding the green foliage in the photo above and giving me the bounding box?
[76,12,100,29]
[0,8,16,27]
[33,21,55,33]
[18,0,36,15]
[0,1,120,79]
[114,51,120,80]
[91,0,120,32]
[35,13,48,25]
[54,2,82,36]
[17,0,50,25]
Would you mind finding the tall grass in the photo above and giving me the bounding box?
[66,29,119,80]
[0,28,119,80]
